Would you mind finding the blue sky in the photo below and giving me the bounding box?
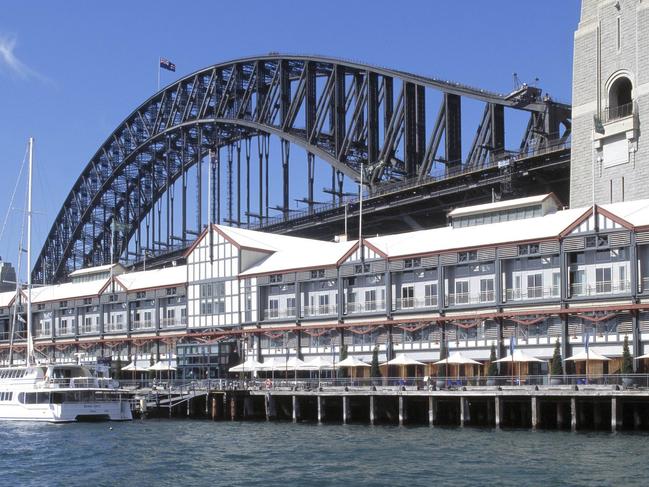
[0,0,580,271]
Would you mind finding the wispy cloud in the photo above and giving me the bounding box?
[0,34,46,82]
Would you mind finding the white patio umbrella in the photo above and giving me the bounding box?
[635,352,649,360]
[337,356,370,380]
[285,356,306,382]
[122,361,150,372]
[228,357,262,373]
[300,356,334,385]
[565,349,610,380]
[382,353,426,378]
[433,352,481,380]
[256,357,287,381]
[148,360,178,371]
[494,350,544,384]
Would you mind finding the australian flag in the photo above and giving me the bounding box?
[160,57,176,72]
[509,336,516,357]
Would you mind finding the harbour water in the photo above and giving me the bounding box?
[1,420,649,486]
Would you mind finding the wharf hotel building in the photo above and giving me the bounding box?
[1,193,649,378]
[4,0,649,378]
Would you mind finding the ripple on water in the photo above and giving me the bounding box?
[1,420,649,486]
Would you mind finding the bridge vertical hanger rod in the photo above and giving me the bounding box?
[181,131,187,243]
[196,126,203,232]
[307,152,315,213]
[236,141,241,227]
[166,136,171,247]
[367,72,379,164]
[216,146,221,225]
[257,135,263,223]
[227,144,233,225]
[264,135,270,220]
[282,140,290,219]
[245,138,251,226]
[150,162,155,252]
[444,93,462,174]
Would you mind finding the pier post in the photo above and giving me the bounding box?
[399,396,406,426]
[292,395,298,423]
[556,401,564,429]
[342,396,349,424]
[211,396,217,420]
[531,397,538,430]
[317,395,323,424]
[570,397,577,432]
[494,396,502,429]
[428,396,435,427]
[459,397,465,427]
[611,397,617,432]
[265,394,271,421]
[369,396,375,425]
[230,396,237,421]
[634,403,641,429]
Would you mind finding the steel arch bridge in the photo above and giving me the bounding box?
[34,54,571,284]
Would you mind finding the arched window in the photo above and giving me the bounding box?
[608,77,633,120]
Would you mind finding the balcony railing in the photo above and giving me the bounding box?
[80,325,101,335]
[264,307,297,320]
[55,328,74,337]
[132,320,155,331]
[603,102,634,123]
[642,277,649,293]
[345,300,386,314]
[160,318,187,329]
[303,304,337,317]
[395,296,438,311]
[447,291,495,306]
[104,323,125,333]
[506,286,560,301]
[571,280,631,297]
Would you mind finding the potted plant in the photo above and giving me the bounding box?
[550,340,563,385]
[436,339,448,388]
[370,346,381,385]
[621,335,634,387]
[486,343,498,386]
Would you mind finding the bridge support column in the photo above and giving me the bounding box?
[571,397,577,432]
[399,396,406,426]
[494,396,502,429]
[611,398,618,432]
[531,397,538,430]
[342,396,349,424]
[369,396,375,425]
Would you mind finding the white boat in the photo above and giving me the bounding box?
[0,138,132,422]
[0,363,132,422]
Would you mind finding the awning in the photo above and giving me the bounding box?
[299,356,334,370]
[122,361,150,372]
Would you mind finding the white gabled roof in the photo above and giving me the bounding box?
[115,265,186,291]
[600,199,649,227]
[0,291,16,308]
[216,225,322,253]
[30,279,109,304]
[68,263,124,278]
[239,239,356,276]
[447,193,559,218]
[367,206,587,258]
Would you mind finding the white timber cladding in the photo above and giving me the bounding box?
[569,213,623,235]
[186,228,254,328]
[342,244,381,263]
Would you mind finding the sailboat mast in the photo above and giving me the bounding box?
[26,137,34,367]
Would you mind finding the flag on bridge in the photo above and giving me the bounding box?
[159,57,176,72]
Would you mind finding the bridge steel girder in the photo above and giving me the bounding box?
[33,55,571,284]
